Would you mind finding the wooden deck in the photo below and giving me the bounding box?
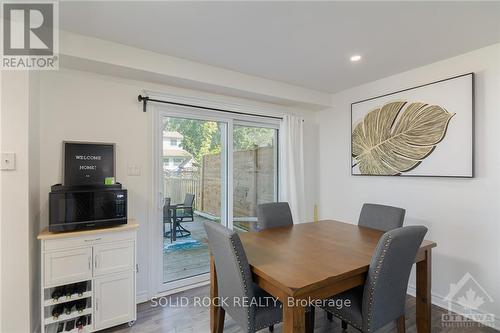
[163,216,214,283]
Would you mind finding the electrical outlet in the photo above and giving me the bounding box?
[0,153,16,170]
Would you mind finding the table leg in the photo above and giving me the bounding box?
[416,248,432,333]
[283,298,306,333]
[172,209,177,242]
[210,255,223,333]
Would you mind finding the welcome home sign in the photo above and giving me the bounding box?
[64,141,115,186]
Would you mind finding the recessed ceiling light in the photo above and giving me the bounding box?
[350,55,362,62]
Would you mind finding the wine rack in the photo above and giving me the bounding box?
[43,281,93,333]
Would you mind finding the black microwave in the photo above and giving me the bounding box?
[49,184,127,232]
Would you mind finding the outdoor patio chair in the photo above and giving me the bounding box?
[164,194,195,242]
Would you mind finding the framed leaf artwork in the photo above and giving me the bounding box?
[351,73,474,177]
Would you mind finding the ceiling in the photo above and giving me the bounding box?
[59,1,500,93]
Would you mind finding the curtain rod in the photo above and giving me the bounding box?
[137,95,283,120]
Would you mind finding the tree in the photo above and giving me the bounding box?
[233,126,275,151]
[163,118,276,162]
[163,118,221,163]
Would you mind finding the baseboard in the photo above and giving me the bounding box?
[136,290,149,304]
[407,285,500,330]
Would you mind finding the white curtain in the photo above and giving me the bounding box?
[279,114,306,223]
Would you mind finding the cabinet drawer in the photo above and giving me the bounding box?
[44,248,92,287]
[94,271,135,330]
[94,241,135,276]
[44,230,135,252]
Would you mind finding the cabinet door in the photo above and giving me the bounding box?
[44,248,92,287]
[93,241,135,276]
[94,271,135,330]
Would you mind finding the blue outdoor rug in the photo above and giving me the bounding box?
[164,237,206,253]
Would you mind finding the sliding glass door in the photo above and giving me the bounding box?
[232,124,278,232]
[155,106,278,292]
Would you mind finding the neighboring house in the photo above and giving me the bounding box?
[163,131,193,171]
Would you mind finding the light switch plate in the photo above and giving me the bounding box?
[0,153,16,170]
[127,164,141,176]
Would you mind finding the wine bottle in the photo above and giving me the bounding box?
[65,319,75,332]
[74,282,87,296]
[52,305,63,319]
[75,299,86,313]
[56,322,64,333]
[64,301,74,315]
[75,316,87,329]
[64,284,73,299]
[51,287,64,301]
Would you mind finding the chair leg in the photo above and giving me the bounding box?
[326,312,333,322]
[216,307,225,333]
[306,307,315,333]
[269,324,274,332]
[397,315,406,333]
[341,320,348,330]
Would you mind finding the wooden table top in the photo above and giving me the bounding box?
[37,219,139,240]
[239,220,436,297]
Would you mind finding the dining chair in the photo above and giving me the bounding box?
[255,202,315,333]
[204,222,282,333]
[322,225,428,333]
[358,203,406,231]
[256,202,293,229]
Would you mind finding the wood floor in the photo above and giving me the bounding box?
[101,285,497,333]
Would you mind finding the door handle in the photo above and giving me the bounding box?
[95,255,98,269]
[85,238,101,242]
[88,256,91,270]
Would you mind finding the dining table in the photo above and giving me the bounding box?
[209,220,436,333]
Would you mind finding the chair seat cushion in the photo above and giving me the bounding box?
[322,286,364,330]
[253,284,283,331]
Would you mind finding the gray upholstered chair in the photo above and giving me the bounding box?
[257,202,293,229]
[255,202,315,332]
[204,222,282,333]
[358,203,406,232]
[322,226,428,333]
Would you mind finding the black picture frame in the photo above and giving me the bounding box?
[63,141,116,186]
[350,72,474,178]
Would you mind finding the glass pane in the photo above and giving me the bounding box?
[162,117,225,284]
[233,125,278,232]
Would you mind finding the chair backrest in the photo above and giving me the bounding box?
[183,193,195,207]
[163,197,171,222]
[204,222,255,330]
[257,202,293,230]
[362,226,427,332]
[358,203,405,231]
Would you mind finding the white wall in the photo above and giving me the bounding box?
[37,69,319,299]
[317,43,500,325]
[0,71,33,333]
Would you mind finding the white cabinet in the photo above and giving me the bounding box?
[93,241,135,276]
[39,222,138,333]
[44,247,92,287]
[94,271,135,330]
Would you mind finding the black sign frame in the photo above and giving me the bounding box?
[63,141,116,186]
